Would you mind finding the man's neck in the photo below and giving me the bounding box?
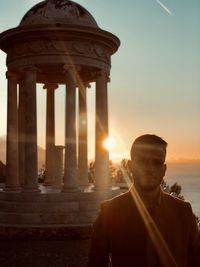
[134,185,161,209]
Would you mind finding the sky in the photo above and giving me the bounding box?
[0,0,200,163]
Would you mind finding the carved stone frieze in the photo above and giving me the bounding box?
[10,40,109,58]
[7,39,111,69]
[72,42,90,54]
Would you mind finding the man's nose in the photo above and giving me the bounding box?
[145,160,155,171]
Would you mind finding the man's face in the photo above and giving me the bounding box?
[131,145,166,192]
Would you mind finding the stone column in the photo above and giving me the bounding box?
[4,71,20,191]
[43,83,58,186]
[18,79,26,186]
[63,67,79,192]
[78,83,89,187]
[53,145,64,188]
[94,71,110,190]
[23,67,40,192]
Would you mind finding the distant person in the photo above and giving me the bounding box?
[88,134,200,267]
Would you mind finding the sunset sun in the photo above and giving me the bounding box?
[103,137,116,151]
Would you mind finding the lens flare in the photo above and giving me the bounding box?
[121,168,178,267]
[103,137,116,151]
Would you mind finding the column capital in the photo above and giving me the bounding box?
[86,83,91,89]
[43,83,58,90]
[24,65,40,73]
[63,66,77,86]
[23,66,38,83]
[84,82,91,89]
[96,69,110,82]
[6,71,19,81]
[63,64,81,73]
[63,65,82,85]
[77,80,91,90]
[18,78,24,86]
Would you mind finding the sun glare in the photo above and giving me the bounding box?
[103,137,116,151]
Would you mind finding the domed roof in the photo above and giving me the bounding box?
[20,0,98,28]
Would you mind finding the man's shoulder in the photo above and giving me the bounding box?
[161,190,191,211]
[101,190,131,211]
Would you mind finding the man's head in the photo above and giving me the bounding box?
[130,134,167,192]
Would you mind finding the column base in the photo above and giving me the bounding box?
[22,188,41,193]
[3,185,21,192]
[79,181,89,187]
[44,181,54,186]
[62,186,80,193]
[52,183,63,189]
[93,185,112,191]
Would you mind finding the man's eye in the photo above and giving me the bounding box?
[137,158,146,164]
[136,159,150,167]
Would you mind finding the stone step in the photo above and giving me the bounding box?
[0,200,79,213]
[0,224,93,239]
[0,210,98,225]
[0,199,102,213]
[0,189,117,202]
[0,187,120,228]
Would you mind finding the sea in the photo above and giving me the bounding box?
[165,162,200,217]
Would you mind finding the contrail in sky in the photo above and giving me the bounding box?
[156,0,173,15]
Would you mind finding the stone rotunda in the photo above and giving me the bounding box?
[0,0,120,237]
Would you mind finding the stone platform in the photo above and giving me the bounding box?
[0,239,90,267]
[0,184,120,239]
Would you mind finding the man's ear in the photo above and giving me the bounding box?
[163,163,167,176]
[127,159,133,172]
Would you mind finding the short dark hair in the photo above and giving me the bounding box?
[130,134,167,160]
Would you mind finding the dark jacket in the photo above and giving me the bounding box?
[88,187,200,267]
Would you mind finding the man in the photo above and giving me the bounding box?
[88,134,200,267]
